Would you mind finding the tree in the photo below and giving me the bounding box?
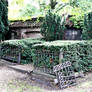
[50,0,57,9]
[0,0,9,41]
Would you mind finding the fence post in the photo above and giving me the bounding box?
[18,46,21,64]
[59,49,63,63]
[0,46,1,59]
[18,52,21,64]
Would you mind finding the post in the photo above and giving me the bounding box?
[0,46,1,59]
[18,52,21,64]
[59,49,63,63]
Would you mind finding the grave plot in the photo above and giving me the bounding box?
[1,44,21,64]
[33,49,60,74]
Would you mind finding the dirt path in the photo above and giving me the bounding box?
[0,59,92,92]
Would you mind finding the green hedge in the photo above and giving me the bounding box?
[1,38,92,72]
[32,40,92,72]
[1,38,44,64]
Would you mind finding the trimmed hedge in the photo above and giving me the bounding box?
[1,38,44,64]
[32,40,92,72]
[1,38,92,72]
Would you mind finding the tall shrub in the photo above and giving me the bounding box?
[41,10,66,41]
[0,0,9,41]
[82,12,92,40]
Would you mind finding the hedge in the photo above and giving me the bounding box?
[32,40,92,72]
[1,38,44,64]
[1,39,92,72]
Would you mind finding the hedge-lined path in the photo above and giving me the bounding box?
[0,59,92,92]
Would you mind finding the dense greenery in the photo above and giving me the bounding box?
[82,12,92,40]
[8,0,50,21]
[1,38,92,72]
[41,10,65,41]
[70,0,92,29]
[39,0,92,41]
[0,0,9,41]
[32,40,92,72]
[55,0,92,29]
[1,38,44,64]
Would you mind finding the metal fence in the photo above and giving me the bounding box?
[33,49,60,74]
[1,45,21,64]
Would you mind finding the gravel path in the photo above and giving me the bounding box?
[0,59,92,92]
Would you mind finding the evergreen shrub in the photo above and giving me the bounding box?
[41,10,66,41]
[82,12,92,40]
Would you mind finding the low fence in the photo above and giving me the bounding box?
[0,44,21,64]
[33,49,61,74]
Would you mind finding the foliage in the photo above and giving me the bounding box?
[49,0,57,9]
[8,0,50,21]
[1,38,92,72]
[1,38,44,64]
[41,10,66,41]
[0,0,9,41]
[70,0,92,29]
[82,12,92,40]
[32,40,92,72]
[53,0,92,29]
[19,4,38,18]
[69,7,84,29]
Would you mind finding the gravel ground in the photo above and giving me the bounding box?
[0,59,92,92]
